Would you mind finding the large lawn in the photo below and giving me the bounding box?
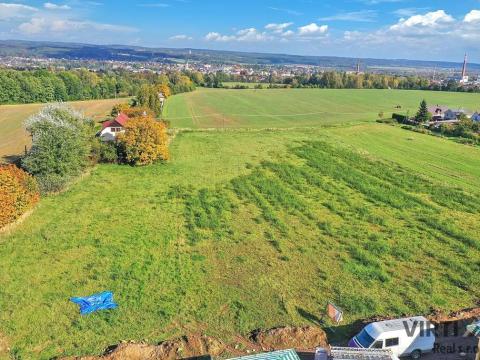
[1,124,479,359]
[164,88,480,128]
[0,98,129,162]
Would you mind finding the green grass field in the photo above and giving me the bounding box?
[223,82,262,89]
[1,89,480,359]
[0,98,129,162]
[164,88,480,128]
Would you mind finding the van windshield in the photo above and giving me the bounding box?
[356,329,376,348]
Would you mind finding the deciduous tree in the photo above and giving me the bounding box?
[118,115,169,166]
[22,104,94,193]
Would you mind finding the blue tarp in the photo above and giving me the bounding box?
[70,291,118,315]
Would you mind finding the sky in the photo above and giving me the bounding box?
[0,0,479,62]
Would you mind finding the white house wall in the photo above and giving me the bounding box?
[99,127,125,142]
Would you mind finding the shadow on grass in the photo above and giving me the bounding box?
[1,154,22,165]
[296,307,367,347]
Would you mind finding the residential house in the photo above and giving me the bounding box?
[444,109,466,121]
[98,113,129,141]
[427,105,448,121]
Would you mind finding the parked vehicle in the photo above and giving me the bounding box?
[348,316,435,359]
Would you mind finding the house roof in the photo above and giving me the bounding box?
[427,105,448,114]
[102,113,129,129]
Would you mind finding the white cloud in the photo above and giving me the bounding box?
[338,8,480,60]
[236,28,270,42]
[298,23,328,36]
[464,10,480,23]
[390,10,454,31]
[205,32,235,42]
[343,30,362,41]
[18,17,138,35]
[205,28,270,42]
[281,30,295,37]
[169,34,192,41]
[392,8,430,18]
[0,3,38,20]
[319,10,377,22]
[44,2,71,10]
[265,22,293,33]
[268,7,302,16]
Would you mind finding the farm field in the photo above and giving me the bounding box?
[1,122,480,359]
[0,98,129,162]
[164,88,480,128]
[223,82,262,88]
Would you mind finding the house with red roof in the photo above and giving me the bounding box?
[99,113,129,141]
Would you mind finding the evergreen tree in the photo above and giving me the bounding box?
[415,100,430,123]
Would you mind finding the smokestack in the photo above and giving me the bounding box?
[462,53,468,78]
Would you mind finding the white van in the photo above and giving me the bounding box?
[348,316,435,359]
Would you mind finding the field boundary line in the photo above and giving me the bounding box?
[164,111,368,120]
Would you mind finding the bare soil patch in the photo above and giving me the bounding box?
[63,326,328,360]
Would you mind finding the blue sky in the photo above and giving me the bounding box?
[0,0,479,62]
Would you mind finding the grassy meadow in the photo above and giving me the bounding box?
[164,88,480,128]
[1,88,480,358]
[1,123,480,358]
[0,98,129,162]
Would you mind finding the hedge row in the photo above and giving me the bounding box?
[0,164,40,229]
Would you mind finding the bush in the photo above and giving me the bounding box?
[117,115,169,166]
[0,164,39,228]
[22,104,94,193]
[99,141,119,163]
[392,113,408,123]
[35,173,69,194]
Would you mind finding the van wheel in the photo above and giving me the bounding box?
[410,350,422,359]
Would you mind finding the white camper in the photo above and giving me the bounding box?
[348,316,435,359]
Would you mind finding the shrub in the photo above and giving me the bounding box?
[0,164,39,228]
[392,113,408,123]
[110,103,131,117]
[98,141,119,163]
[35,173,69,194]
[117,115,169,166]
[22,104,94,194]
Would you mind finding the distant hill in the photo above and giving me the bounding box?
[0,39,479,72]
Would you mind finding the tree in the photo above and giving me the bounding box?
[111,103,131,117]
[117,115,169,166]
[22,104,94,193]
[415,100,430,123]
[156,84,171,98]
[0,164,39,228]
[136,84,162,116]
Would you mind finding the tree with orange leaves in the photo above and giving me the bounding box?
[156,83,171,98]
[117,115,169,166]
[0,164,39,228]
